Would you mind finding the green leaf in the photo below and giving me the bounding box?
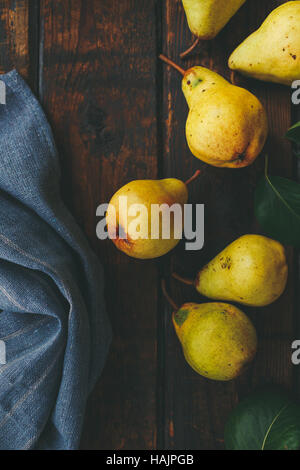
[225,387,300,450]
[285,121,300,145]
[254,157,300,247]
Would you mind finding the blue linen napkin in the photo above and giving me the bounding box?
[0,70,112,450]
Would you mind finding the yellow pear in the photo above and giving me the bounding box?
[183,0,246,40]
[173,303,257,381]
[174,235,288,307]
[159,55,268,168]
[162,282,257,381]
[229,1,300,86]
[106,171,200,259]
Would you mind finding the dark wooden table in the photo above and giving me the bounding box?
[0,0,299,450]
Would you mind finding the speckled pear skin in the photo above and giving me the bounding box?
[196,235,288,307]
[106,178,188,259]
[229,1,300,85]
[173,302,257,381]
[182,0,246,39]
[182,67,268,168]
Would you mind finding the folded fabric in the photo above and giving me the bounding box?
[0,70,111,450]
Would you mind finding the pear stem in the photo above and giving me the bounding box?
[172,272,194,286]
[161,279,179,311]
[159,54,185,76]
[185,170,201,186]
[264,154,269,177]
[230,70,237,86]
[180,37,200,59]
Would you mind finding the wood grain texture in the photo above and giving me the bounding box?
[0,0,298,450]
[0,0,30,77]
[39,0,159,450]
[162,0,295,450]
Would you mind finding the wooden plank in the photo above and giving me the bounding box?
[162,0,294,449]
[0,0,30,78]
[39,0,159,449]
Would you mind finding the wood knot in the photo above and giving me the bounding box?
[79,97,124,158]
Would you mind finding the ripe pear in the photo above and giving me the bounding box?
[183,0,246,40]
[174,235,288,307]
[162,282,257,381]
[229,1,300,86]
[106,171,200,259]
[159,55,268,168]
